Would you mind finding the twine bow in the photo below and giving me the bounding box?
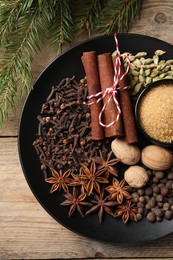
[85,33,131,128]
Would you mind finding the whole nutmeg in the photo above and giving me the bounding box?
[141,145,173,171]
[124,165,149,188]
[111,138,140,165]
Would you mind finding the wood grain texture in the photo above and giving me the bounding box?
[1,0,173,259]
[129,0,173,45]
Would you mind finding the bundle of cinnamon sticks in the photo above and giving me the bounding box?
[81,51,138,144]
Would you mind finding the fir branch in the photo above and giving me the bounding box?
[99,0,143,34]
[0,1,53,125]
[0,0,143,127]
[0,0,22,46]
[72,0,104,36]
[47,0,73,52]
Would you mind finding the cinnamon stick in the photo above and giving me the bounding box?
[97,53,123,138]
[81,52,104,140]
[113,56,139,144]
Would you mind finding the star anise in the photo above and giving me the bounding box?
[80,160,109,196]
[61,187,92,217]
[114,200,138,224]
[85,189,118,223]
[69,167,87,194]
[93,150,119,178]
[106,178,131,203]
[45,168,73,193]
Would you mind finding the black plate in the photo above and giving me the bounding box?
[18,34,173,244]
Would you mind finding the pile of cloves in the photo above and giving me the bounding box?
[33,76,108,179]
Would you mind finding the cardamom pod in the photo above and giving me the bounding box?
[148,63,157,69]
[153,76,160,82]
[132,82,143,96]
[159,73,166,78]
[166,59,173,65]
[131,69,139,76]
[135,52,147,58]
[140,57,146,65]
[157,64,166,70]
[139,67,144,75]
[159,60,166,65]
[144,69,151,76]
[163,66,171,72]
[145,77,152,85]
[155,50,166,56]
[129,55,135,62]
[166,71,173,77]
[144,58,153,65]
[112,50,118,57]
[153,55,159,64]
[133,59,141,67]
[150,69,158,78]
[165,76,173,79]
[139,75,145,83]
[130,63,137,70]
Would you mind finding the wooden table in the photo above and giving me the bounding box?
[1,1,173,259]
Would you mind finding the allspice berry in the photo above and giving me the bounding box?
[148,198,156,208]
[165,211,173,220]
[134,168,173,223]
[147,212,156,222]
[145,187,153,196]
[168,172,173,180]
[137,188,145,196]
[131,192,139,203]
[153,186,160,194]
[160,186,169,197]
[168,197,173,205]
[136,213,143,221]
[163,203,170,211]
[155,171,165,179]
[156,194,163,202]
[166,180,173,189]
[124,165,149,188]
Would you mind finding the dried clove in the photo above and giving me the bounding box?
[33,76,110,176]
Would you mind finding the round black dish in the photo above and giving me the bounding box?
[18,33,173,244]
[135,79,173,148]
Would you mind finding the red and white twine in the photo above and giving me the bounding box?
[85,33,131,128]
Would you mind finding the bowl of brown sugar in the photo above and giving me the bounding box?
[135,79,173,147]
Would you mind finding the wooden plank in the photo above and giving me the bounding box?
[0,98,24,137]
[129,0,173,45]
[1,0,173,137]
[2,200,173,260]
[1,138,173,259]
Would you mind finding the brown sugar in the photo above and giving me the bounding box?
[138,84,173,143]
